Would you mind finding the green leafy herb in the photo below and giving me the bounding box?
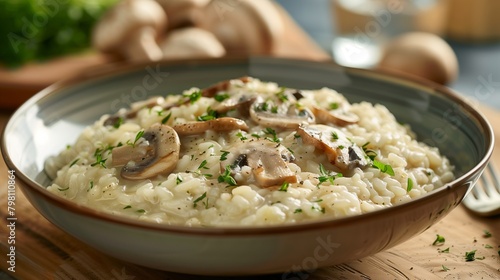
[271,106,279,114]
[88,181,94,191]
[263,128,280,143]
[220,151,230,161]
[433,234,446,246]
[294,208,303,213]
[198,160,209,170]
[218,165,237,186]
[69,158,79,167]
[127,130,145,147]
[254,102,269,112]
[441,265,449,271]
[185,90,202,104]
[214,93,230,102]
[483,230,492,238]
[136,209,146,213]
[276,87,288,102]
[123,205,132,209]
[438,247,450,253]
[236,132,248,141]
[465,250,476,261]
[329,102,339,110]
[331,131,339,141]
[407,178,414,192]
[318,164,342,186]
[278,182,290,192]
[372,160,395,176]
[113,117,124,129]
[197,107,219,121]
[91,148,107,168]
[193,192,207,208]
[311,205,325,213]
[484,244,493,249]
[176,175,183,185]
[161,112,172,124]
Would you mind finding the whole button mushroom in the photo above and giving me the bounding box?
[155,0,211,30]
[160,27,226,59]
[378,32,459,85]
[92,0,167,62]
[196,0,284,55]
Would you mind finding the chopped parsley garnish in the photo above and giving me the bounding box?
[88,181,94,191]
[483,230,492,238]
[318,164,342,186]
[311,205,325,213]
[465,250,477,261]
[407,178,414,192]
[433,234,446,245]
[438,247,450,253]
[263,128,280,143]
[69,158,79,167]
[220,151,230,161]
[214,93,230,102]
[176,175,183,185]
[251,133,261,139]
[484,244,493,249]
[254,102,269,112]
[362,142,377,161]
[218,165,237,186]
[136,209,146,213]
[271,105,279,114]
[276,87,288,102]
[372,160,395,176]
[278,182,289,192]
[91,148,108,168]
[113,117,124,129]
[184,90,202,104]
[294,208,303,213]
[197,107,219,121]
[161,112,172,124]
[331,131,338,141]
[236,132,248,141]
[198,160,209,170]
[127,130,145,147]
[123,205,132,209]
[329,102,339,110]
[441,265,449,271]
[193,192,207,208]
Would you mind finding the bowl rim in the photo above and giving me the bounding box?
[1,57,495,236]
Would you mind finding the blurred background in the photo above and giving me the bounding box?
[1,0,499,110]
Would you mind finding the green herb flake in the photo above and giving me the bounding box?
[218,165,237,186]
[278,182,289,192]
[465,250,476,261]
[433,234,446,246]
[484,244,493,249]
[271,106,279,114]
[127,130,145,147]
[441,265,450,271]
[214,93,230,102]
[372,160,395,176]
[329,102,339,110]
[69,158,79,167]
[331,131,338,141]
[438,247,450,253]
[263,128,280,143]
[176,175,183,185]
[294,208,303,214]
[318,164,343,186]
[193,192,207,208]
[276,87,288,102]
[236,132,248,141]
[197,107,219,121]
[220,151,230,161]
[161,112,172,124]
[185,90,202,104]
[483,230,492,238]
[198,160,209,170]
[88,181,94,191]
[407,178,414,192]
[136,209,146,214]
[113,117,124,129]
[91,148,107,168]
[123,205,132,209]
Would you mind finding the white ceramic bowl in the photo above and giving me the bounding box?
[2,58,494,276]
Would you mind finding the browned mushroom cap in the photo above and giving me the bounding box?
[250,101,315,129]
[172,117,248,136]
[196,0,283,55]
[211,92,258,115]
[104,96,165,127]
[297,124,369,173]
[312,106,359,126]
[111,124,180,180]
[221,140,297,188]
[160,27,226,59]
[92,0,167,61]
[155,0,210,29]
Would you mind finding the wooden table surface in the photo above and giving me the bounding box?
[1,5,500,280]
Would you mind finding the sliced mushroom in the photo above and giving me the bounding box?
[297,124,369,173]
[104,96,165,127]
[111,124,180,180]
[201,76,251,97]
[172,117,248,136]
[221,140,297,188]
[211,91,259,115]
[92,0,167,62]
[312,106,359,126]
[250,102,315,129]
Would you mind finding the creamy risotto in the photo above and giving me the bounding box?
[45,77,454,226]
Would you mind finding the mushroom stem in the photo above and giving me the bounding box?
[125,27,164,61]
